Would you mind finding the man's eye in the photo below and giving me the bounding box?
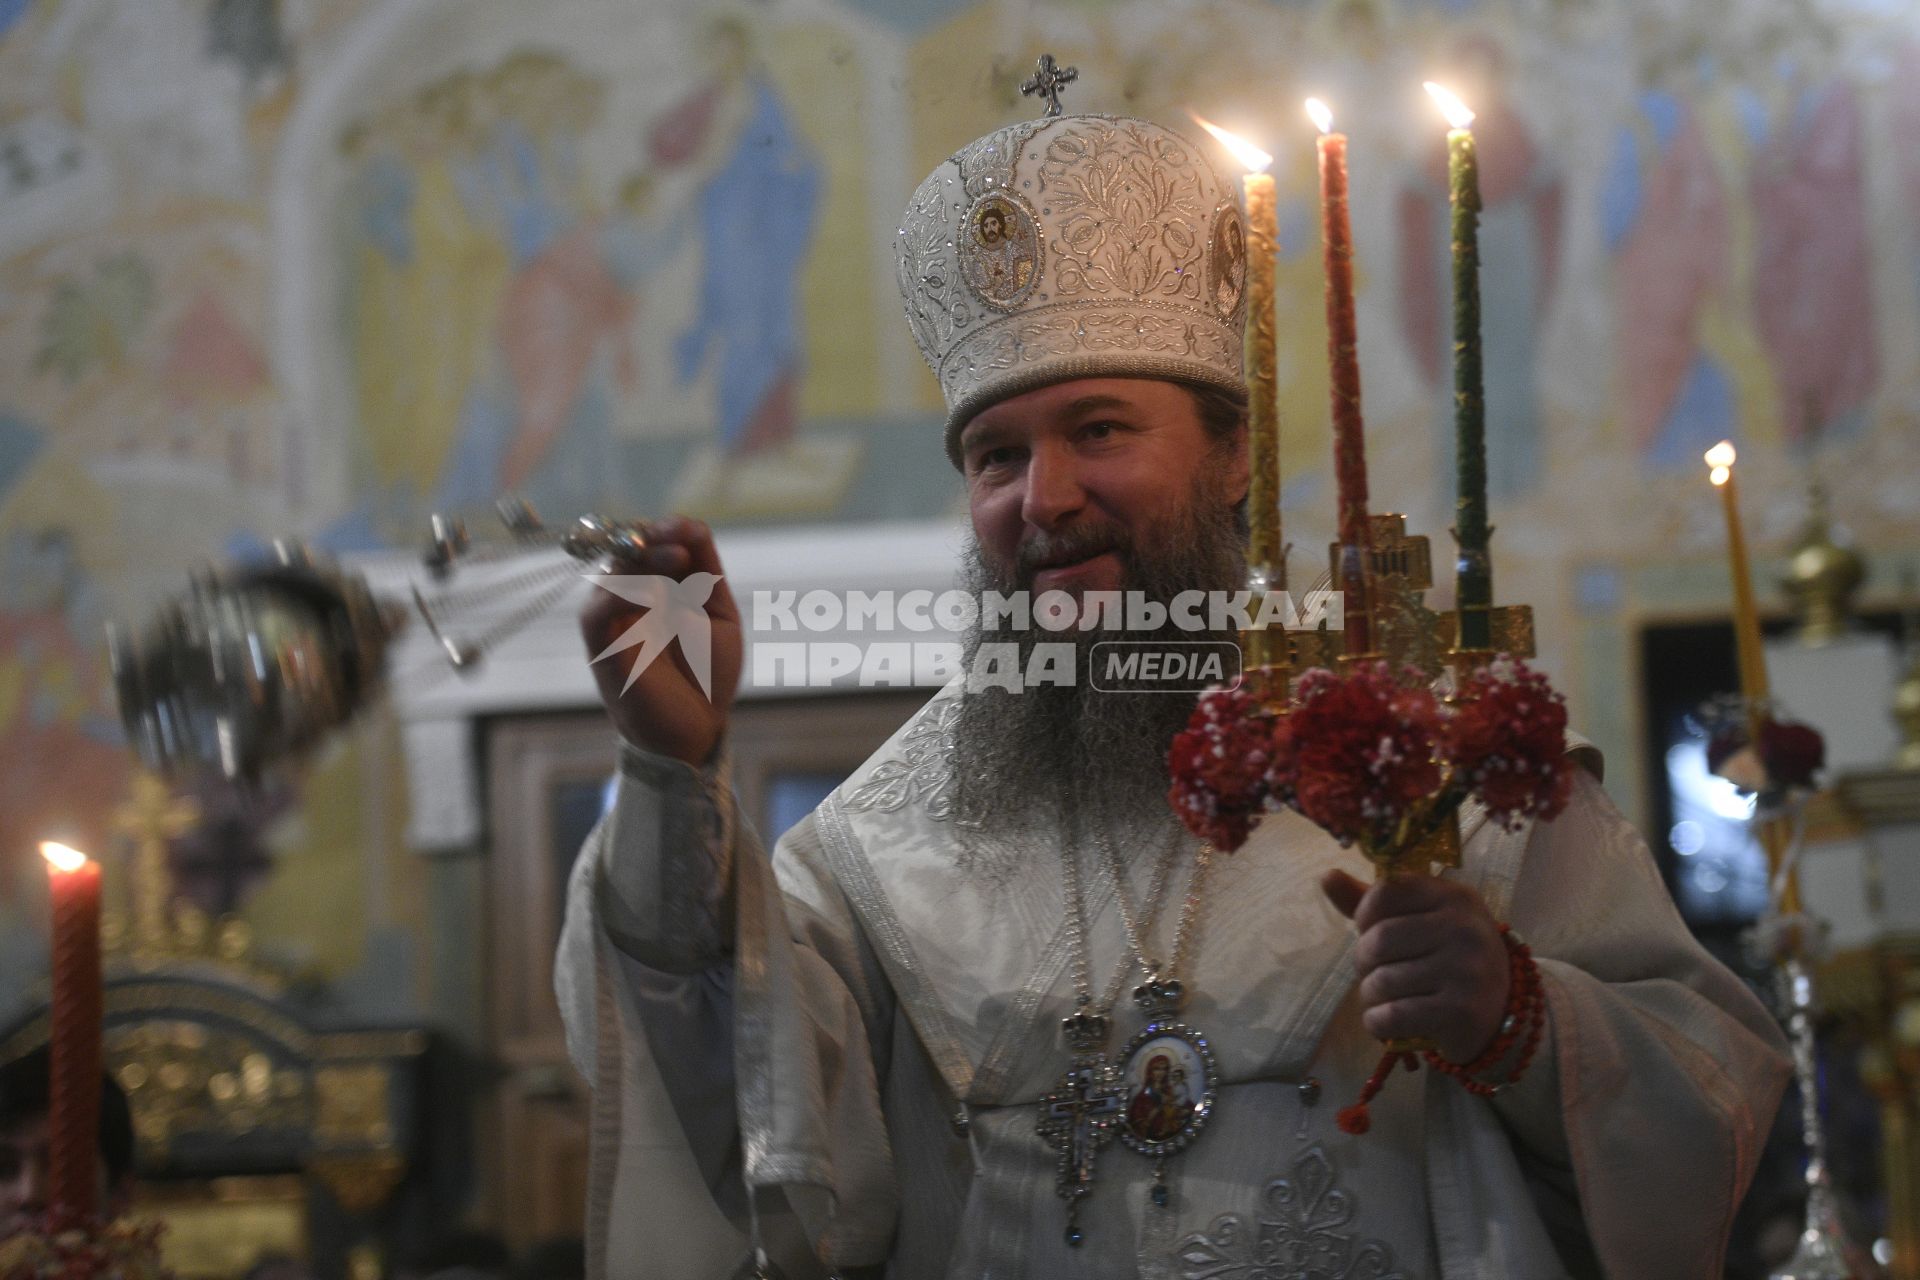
[1081,420,1124,441]
[977,446,1019,470]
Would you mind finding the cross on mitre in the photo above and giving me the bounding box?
[1021,53,1078,118]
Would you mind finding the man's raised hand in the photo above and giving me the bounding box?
[578,516,742,766]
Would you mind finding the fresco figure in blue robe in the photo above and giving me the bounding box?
[655,23,821,458]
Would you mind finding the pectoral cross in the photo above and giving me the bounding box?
[1020,53,1078,119]
[1039,1057,1126,1224]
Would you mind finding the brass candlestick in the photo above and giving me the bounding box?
[1766,952,1865,1280]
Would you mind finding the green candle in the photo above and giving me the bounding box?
[1427,83,1491,652]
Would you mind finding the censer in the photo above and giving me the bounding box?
[107,502,650,782]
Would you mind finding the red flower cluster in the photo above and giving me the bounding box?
[1287,663,1444,849]
[1757,720,1825,790]
[1168,657,1576,855]
[1706,712,1825,805]
[1167,685,1285,852]
[1446,657,1574,831]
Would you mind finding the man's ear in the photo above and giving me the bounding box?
[1223,424,1251,506]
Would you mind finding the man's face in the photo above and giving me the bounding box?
[980,212,1005,243]
[959,378,1249,601]
[945,378,1249,846]
[0,1114,48,1238]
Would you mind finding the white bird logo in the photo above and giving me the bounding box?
[584,573,723,699]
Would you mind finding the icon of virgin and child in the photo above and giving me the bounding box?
[1125,1050,1196,1143]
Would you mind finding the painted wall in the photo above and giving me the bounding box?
[2,0,1919,1028]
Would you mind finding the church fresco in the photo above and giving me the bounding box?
[0,528,128,902]
[1747,81,1878,444]
[1395,38,1559,505]
[1896,43,1920,334]
[0,0,407,1025]
[312,4,889,535]
[1605,90,1738,470]
[1602,61,1884,475]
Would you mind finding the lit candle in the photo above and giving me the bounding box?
[1426,82,1491,652]
[1705,442,1799,910]
[1192,117,1282,573]
[1193,117,1289,689]
[1308,98,1373,657]
[1705,442,1767,701]
[41,840,103,1222]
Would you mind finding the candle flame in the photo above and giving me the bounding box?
[1424,82,1475,130]
[40,841,89,873]
[1305,98,1334,135]
[1706,440,1736,487]
[1188,113,1272,174]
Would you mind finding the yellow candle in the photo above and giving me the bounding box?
[1192,116,1281,572]
[1706,440,1798,910]
[1243,167,1280,572]
[1706,442,1767,701]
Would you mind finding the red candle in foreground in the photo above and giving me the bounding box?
[1309,100,1373,655]
[42,841,102,1221]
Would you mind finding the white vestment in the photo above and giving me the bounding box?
[555,683,1790,1280]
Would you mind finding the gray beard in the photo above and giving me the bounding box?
[946,484,1246,861]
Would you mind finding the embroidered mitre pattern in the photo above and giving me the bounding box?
[1175,1146,1405,1280]
[897,113,1248,464]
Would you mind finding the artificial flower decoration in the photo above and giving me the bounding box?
[1705,702,1825,810]
[1446,657,1575,832]
[1168,683,1283,852]
[1170,657,1575,860]
[1286,662,1445,852]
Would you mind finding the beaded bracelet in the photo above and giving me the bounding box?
[1423,926,1546,1096]
[1337,924,1545,1134]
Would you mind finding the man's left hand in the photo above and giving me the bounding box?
[1321,869,1510,1064]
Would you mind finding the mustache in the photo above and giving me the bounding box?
[1011,524,1132,583]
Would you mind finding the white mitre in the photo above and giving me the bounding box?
[896,104,1251,467]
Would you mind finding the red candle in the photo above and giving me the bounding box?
[1309,99,1373,655]
[42,841,102,1221]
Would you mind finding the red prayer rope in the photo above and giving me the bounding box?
[1337,925,1544,1135]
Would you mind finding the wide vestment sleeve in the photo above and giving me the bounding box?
[554,743,898,1280]
[1435,768,1792,1279]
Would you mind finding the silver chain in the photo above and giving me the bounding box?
[1100,831,1212,985]
[1170,844,1213,984]
[1060,826,1209,1020]
[1062,830,1175,1017]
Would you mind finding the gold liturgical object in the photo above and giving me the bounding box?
[1779,484,1866,649]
